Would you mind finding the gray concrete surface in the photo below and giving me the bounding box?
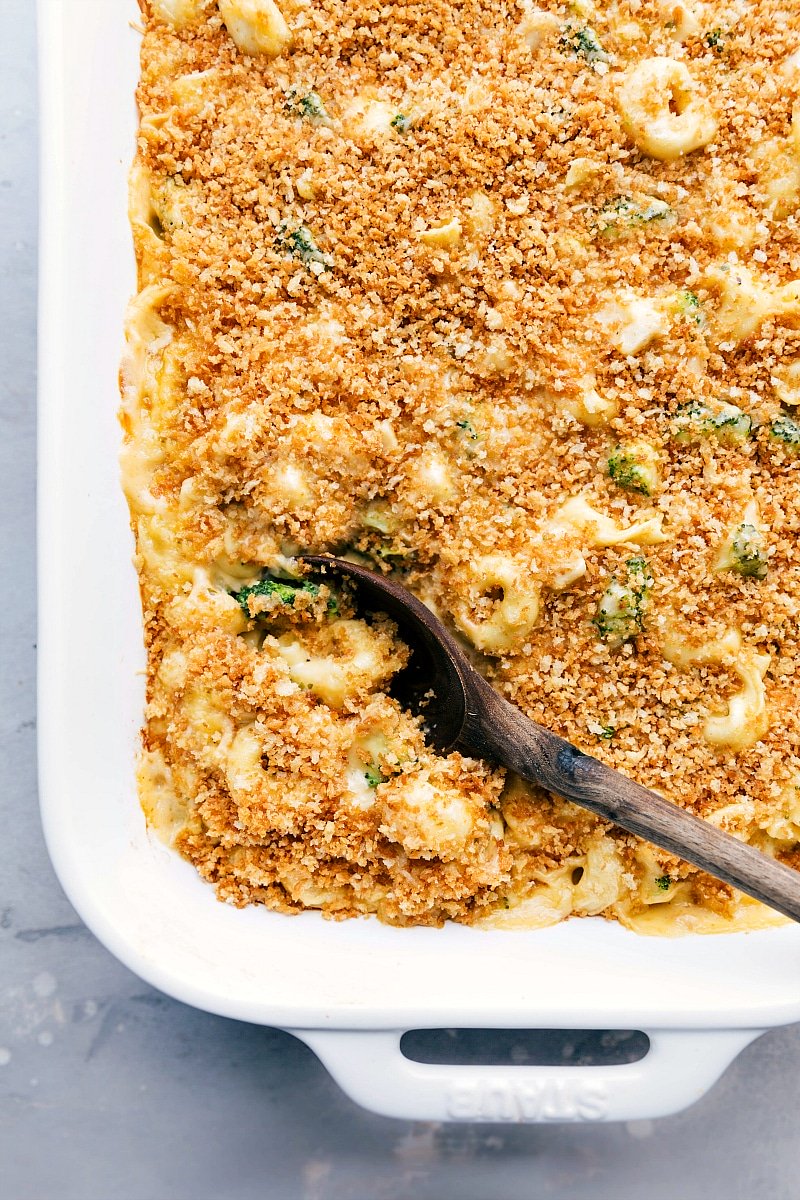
[3,3,800,1197]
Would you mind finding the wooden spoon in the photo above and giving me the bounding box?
[302,555,800,924]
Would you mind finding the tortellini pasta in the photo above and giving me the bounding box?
[273,619,407,708]
[703,653,770,752]
[406,453,457,504]
[617,57,717,161]
[120,285,176,516]
[341,97,407,142]
[452,556,541,653]
[701,264,800,343]
[419,217,463,248]
[659,624,742,671]
[758,780,800,845]
[571,836,626,916]
[225,722,320,834]
[772,361,800,405]
[557,374,619,427]
[659,1,701,40]
[150,0,206,26]
[217,0,292,57]
[548,496,667,547]
[378,772,477,859]
[658,620,770,752]
[755,105,800,219]
[596,292,670,355]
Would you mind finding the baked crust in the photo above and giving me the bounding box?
[123,0,800,931]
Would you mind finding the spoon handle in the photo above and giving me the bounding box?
[462,675,800,923]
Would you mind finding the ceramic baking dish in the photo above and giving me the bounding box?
[37,0,800,1123]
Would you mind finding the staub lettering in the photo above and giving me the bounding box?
[445,1078,609,1122]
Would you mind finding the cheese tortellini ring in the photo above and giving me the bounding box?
[408,452,456,503]
[263,463,314,510]
[466,191,495,236]
[517,6,561,51]
[701,264,776,342]
[120,286,176,515]
[703,653,770,752]
[758,779,800,844]
[172,69,220,109]
[274,619,404,709]
[754,105,800,219]
[550,496,667,547]
[774,280,800,324]
[342,98,399,141]
[705,799,756,839]
[699,263,800,343]
[151,0,205,26]
[659,1,700,40]
[137,748,188,846]
[479,867,576,929]
[226,724,269,794]
[225,724,318,835]
[632,846,688,907]
[660,625,742,670]
[218,0,292,58]
[596,293,669,356]
[184,687,236,766]
[618,57,717,162]
[452,556,540,653]
[378,773,477,860]
[539,498,665,596]
[419,217,463,248]
[559,375,618,428]
[772,361,800,406]
[572,837,625,916]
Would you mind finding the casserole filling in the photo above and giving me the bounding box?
[123,0,800,930]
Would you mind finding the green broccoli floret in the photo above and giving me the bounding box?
[672,400,712,443]
[626,556,653,594]
[704,29,726,52]
[233,575,336,618]
[274,224,331,271]
[769,413,800,453]
[456,418,478,441]
[607,443,659,496]
[597,724,616,740]
[672,400,752,446]
[596,195,672,238]
[559,24,609,64]
[676,290,704,327]
[719,524,769,580]
[594,579,639,645]
[709,405,752,445]
[285,89,329,122]
[655,874,672,892]
[364,764,386,789]
[391,112,412,132]
[593,556,653,648]
[359,501,414,564]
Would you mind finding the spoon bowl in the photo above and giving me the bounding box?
[301,555,800,926]
[302,554,471,750]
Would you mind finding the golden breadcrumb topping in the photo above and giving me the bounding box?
[123,0,800,930]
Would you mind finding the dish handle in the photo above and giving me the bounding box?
[290,1027,762,1123]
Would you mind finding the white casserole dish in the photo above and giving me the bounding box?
[37,0,800,1123]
